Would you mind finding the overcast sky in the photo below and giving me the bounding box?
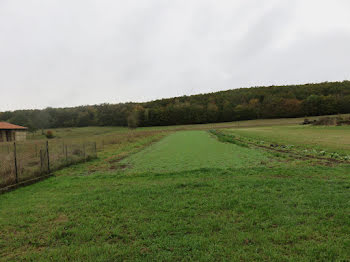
[1,0,350,111]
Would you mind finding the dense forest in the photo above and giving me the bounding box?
[1,81,350,131]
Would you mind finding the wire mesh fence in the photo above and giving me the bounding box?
[0,140,97,188]
[0,129,165,190]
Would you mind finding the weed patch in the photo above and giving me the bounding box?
[209,129,248,147]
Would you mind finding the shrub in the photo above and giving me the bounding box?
[45,130,54,139]
[312,117,337,126]
[127,112,139,129]
[312,116,350,126]
[302,118,312,125]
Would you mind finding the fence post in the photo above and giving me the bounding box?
[13,142,18,184]
[94,142,97,157]
[40,149,43,171]
[65,145,68,162]
[46,141,51,173]
[83,143,86,161]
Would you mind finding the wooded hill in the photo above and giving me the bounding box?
[2,81,350,130]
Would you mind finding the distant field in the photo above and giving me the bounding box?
[137,113,350,131]
[28,126,129,140]
[229,125,350,154]
[27,113,350,142]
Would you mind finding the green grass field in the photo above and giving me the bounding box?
[121,131,271,173]
[1,121,350,261]
[229,125,350,154]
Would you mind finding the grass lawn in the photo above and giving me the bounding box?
[1,129,350,261]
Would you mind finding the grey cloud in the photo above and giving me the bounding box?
[232,1,296,61]
[0,0,349,111]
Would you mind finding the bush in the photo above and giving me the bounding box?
[312,116,350,126]
[45,130,54,139]
[302,118,313,125]
[312,117,337,126]
[127,112,139,129]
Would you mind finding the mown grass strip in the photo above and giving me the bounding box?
[121,131,271,173]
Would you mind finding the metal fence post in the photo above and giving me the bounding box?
[46,141,51,173]
[13,142,18,184]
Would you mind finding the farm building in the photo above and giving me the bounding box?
[0,122,27,142]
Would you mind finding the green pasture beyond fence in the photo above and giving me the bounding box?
[0,140,97,189]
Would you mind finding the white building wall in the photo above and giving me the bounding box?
[15,131,27,141]
[0,130,5,142]
[0,130,27,142]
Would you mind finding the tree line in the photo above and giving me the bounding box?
[1,81,350,131]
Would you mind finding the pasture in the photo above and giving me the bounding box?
[229,125,350,154]
[1,120,350,261]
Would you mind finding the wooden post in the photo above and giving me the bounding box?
[65,145,68,162]
[94,142,97,157]
[46,141,50,173]
[83,143,86,161]
[13,142,18,184]
[40,149,43,171]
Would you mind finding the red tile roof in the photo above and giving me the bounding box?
[0,122,27,130]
